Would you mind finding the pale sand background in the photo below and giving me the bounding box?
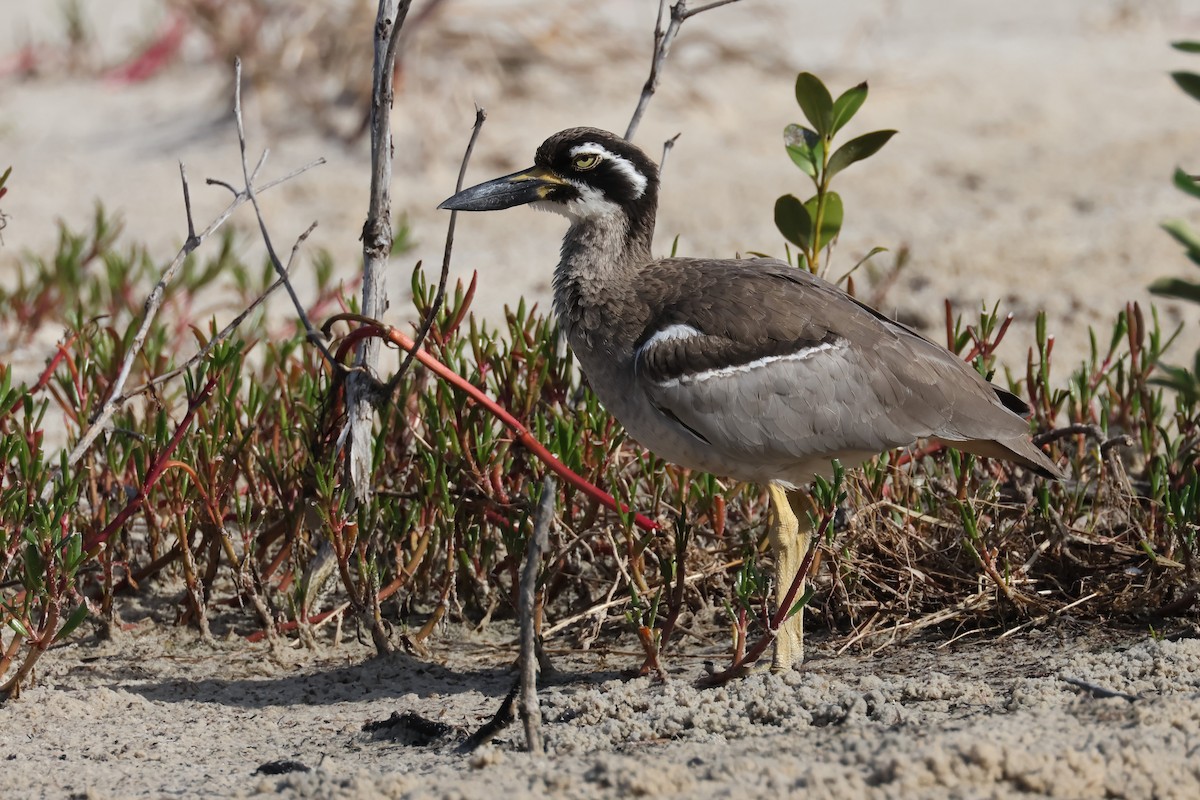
[2,1,1200,798]
[2,0,1199,370]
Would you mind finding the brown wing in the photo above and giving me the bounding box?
[632,257,1062,479]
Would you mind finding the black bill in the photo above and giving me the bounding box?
[437,167,564,212]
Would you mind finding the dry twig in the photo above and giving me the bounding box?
[543,560,740,637]
[386,106,487,397]
[345,0,414,502]
[458,478,554,756]
[625,0,743,141]
[1061,676,1140,702]
[57,154,323,480]
[519,476,555,755]
[659,132,682,174]
[231,58,336,367]
[122,222,318,400]
[458,687,517,753]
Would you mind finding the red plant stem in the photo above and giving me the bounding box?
[733,608,747,664]
[0,602,59,698]
[705,514,829,683]
[158,460,212,508]
[711,495,726,538]
[441,272,478,341]
[262,539,293,588]
[336,321,659,532]
[6,375,221,619]
[103,14,187,84]
[247,613,329,643]
[0,631,23,683]
[765,516,827,625]
[962,312,1013,363]
[251,319,663,643]
[2,334,79,420]
[81,374,221,557]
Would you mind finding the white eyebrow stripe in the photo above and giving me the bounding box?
[659,340,843,388]
[569,142,648,199]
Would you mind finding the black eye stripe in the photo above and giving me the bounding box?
[542,137,655,206]
[544,183,579,203]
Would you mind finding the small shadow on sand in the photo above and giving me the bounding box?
[120,651,627,710]
[122,651,507,708]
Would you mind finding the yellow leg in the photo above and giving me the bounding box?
[766,484,815,672]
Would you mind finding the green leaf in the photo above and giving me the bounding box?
[1149,277,1200,304]
[23,543,44,588]
[787,587,816,619]
[805,191,844,251]
[53,603,89,644]
[794,73,834,137]
[827,130,897,179]
[1171,71,1200,104]
[7,618,33,639]
[830,82,868,135]
[1162,219,1200,265]
[784,124,821,178]
[834,246,889,286]
[784,124,819,147]
[785,145,818,176]
[1150,378,1198,405]
[1172,41,1200,54]
[1150,364,1199,401]
[1174,167,1200,200]
[856,245,889,265]
[65,532,84,573]
[775,195,812,250]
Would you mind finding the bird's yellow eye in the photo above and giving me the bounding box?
[572,154,600,171]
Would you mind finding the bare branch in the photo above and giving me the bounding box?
[179,161,197,247]
[682,0,742,17]
[519,475,555,756]
[121,222,318,401]
[660,132,682,175]
[233,58,338,369]
[206,157,325,199]
[459,476,554,755]
[58,138,324,476]
[624,0,743,141]
[386,106,487,397]
[625,0,669,141]
[345,0,414,503]
[458,687,517,753]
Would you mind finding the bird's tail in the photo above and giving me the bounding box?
[939,436,1066,480]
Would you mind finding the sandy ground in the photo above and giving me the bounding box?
[3,617,1200,799]
[3,1,1200,798]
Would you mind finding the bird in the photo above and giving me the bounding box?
[439,127,1063,672]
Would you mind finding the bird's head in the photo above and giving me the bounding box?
[438,127,660,225]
